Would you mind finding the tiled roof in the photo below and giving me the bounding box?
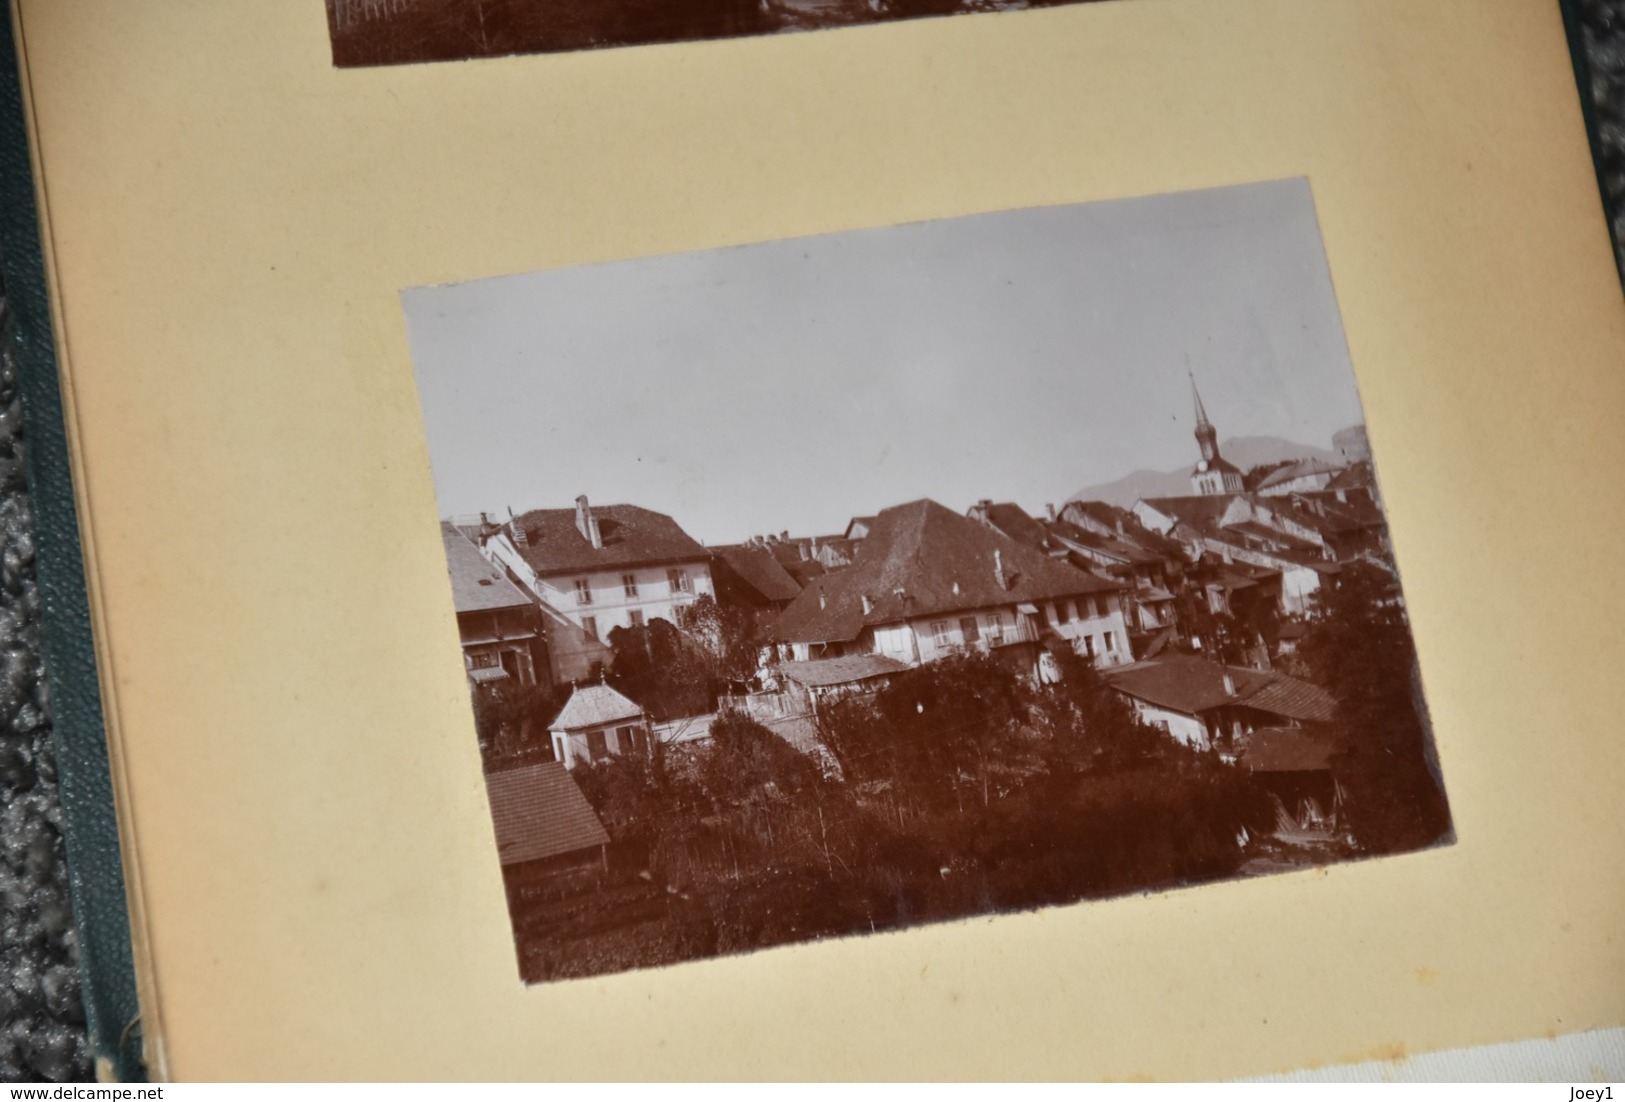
[1289,492,1385,533]
[1193,455,1242,476]
[1257,458,1342,490]
[441,523,533,614]
[781,559,829,588]
[512,503,707,576]
[774,499,1121,645]
[1192,520,1341,576]
[1140,494,1242,528]
[549,683,643,731]
[779,654,910,688]
[1323,464,1374,492]
[1045,518,1162,566]
[1226,521,1322,555]
[1063,500,1126,530]
[1136,627,1177,659]
[485,762,610,866]
[1242,676,1336,723]
[971,502,1052,551]
[1242,728,1335,772]
[713,544,803,604]
[1104,653,1335,723]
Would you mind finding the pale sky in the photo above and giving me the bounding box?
[402,177,1363,545]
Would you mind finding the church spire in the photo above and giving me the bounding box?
[1189,370,1211,429]
[1189,370,1219,465]
[1185,369,1242,495]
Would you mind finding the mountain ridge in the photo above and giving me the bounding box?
[1067,435,1339,508]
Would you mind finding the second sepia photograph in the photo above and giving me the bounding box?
[402,177,1452,985]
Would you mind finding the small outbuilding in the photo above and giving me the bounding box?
[548,682,652,769]
[1242,727,1341,836]
[484,760,611,873]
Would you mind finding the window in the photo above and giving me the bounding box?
[985,613,1003,642]
[617,725,642,755]
[667,568,691,594]
[1103,630,1116,654]
[931,621,951,648]
[574,578,592,606]
[1087,596,1101,618]
[1065,600,1078,623]
[581,615,598,641]
[471,653,498,669]
[959,616,980,644]
[622,573,638,598]
[587,729,608,761]
[1081,635,1095,658]
[629,610,645,629]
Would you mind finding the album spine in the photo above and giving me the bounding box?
[1,6,147,1083]
[1559,0,1625,295]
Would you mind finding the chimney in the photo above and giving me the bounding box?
[781,530,790,542]
[861,595,873,615]
[574,495,601,549]
[994,549,1007,590]
[1045,503,1057,522]
[1221,671,1237,697]
[1115,518,1125,536]
[819,590,827,610]
[799,541,810,561]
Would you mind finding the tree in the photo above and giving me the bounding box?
[471,681,568,767]
[697,709,821,805]
[862,653,1030,812]
[1039,648,1165,773]
[1295,562,1450,853]
[606,618,713,722]
[675,594,762,689]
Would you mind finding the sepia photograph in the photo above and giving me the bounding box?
[403,177,1453,985]
[325,0,1112,66]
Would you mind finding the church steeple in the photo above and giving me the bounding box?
[1190,371,1219,465]
[1186,370,1243,496]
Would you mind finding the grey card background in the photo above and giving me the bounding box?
[405,180,1361,540]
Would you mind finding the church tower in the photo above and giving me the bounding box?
[1188,373,1244,496]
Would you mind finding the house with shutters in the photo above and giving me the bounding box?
[476,495,714,685]
[772,498,1135,682]
[441,522,544,692]
[547,682,654,770]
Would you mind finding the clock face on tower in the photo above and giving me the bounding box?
[1197,460,1210,472]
